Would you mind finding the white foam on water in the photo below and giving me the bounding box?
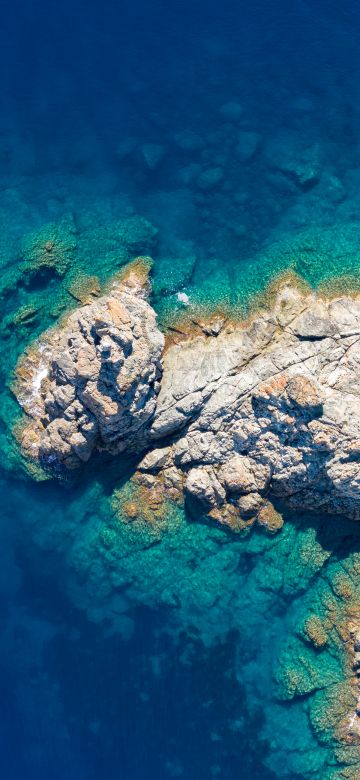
[32,365,48,393]
[177,291,190,306]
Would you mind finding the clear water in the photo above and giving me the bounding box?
[2,1,360,778]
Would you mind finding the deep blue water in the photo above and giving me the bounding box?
[3,1,360,778]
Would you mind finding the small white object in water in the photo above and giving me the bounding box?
[177,292,190,306]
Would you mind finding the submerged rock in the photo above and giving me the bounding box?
[219,101,244,121]
[174,130,204,152]
[139,143,166,170]
[235,131,261,162]
[265,131,322,189]
[21,214,77,279]
[196,166,224,190]
[13,273,360,530]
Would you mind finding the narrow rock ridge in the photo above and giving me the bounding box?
[14,275,360,527]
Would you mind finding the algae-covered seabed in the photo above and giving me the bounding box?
[4,1,360,778]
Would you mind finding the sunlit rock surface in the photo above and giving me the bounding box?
[14,276,360,529]
[15,263,164,468]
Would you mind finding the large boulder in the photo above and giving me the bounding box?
[185,466,226,512]
[15,262,164,469]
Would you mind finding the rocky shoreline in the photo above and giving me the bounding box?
[14,262,164,468]
[14,263,360,532]
[13,261,360,752]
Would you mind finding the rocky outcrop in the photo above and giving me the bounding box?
[136,282,360,529]
[14,263,164,469]
[14,273,360,527]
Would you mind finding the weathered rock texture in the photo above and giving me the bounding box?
[15,265,164,468]
[14,275,360,526]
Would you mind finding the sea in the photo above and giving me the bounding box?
[2,1,360,778]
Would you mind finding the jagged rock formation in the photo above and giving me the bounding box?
[14,272,360,527]
[15,264,164,468]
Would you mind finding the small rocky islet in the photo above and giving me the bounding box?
[6,3,360,775]
[14,261,360,530]
[11,256,360,773]
[3,59,360,780]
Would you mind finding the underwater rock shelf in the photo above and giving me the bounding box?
[14,262,360,534]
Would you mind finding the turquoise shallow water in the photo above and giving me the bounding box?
[3,0,360,777]
[3,460,360,778]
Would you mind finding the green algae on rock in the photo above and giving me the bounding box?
[14,261,164,469]
[0,208,159,481]
[13,272,360,538]
[21,214,78,279]
[12,463,360,777]
[6,205,360,780]
[274,543,360,778]
[250,223,360,293]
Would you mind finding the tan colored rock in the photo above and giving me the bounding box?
[15,263,164,468]
[219,455,270,495]
[286,374,323,411]
[257,502,284,533]
[13,276,360,529]
[236,492,265,518]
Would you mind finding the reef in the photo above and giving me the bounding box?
[13,268,360,535]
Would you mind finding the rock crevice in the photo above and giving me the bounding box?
[14,274,360,528]
[15,264,164,469]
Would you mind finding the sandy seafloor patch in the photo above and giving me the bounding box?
[3,0,360,777]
